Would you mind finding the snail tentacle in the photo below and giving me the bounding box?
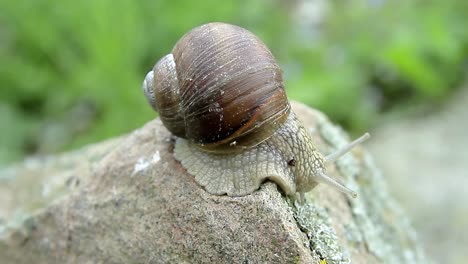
[325,133,370,163]
[314,171,358,198]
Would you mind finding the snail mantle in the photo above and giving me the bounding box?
[0,102,427,263]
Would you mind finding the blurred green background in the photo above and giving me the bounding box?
[0,0,466,165]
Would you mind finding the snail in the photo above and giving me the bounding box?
[142,22,369,201]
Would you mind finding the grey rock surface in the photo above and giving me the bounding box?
[0,102,427,263]
[369,86,468,264]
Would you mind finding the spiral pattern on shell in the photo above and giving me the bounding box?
[144,22,290,151]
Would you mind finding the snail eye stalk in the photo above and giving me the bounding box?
[325,133,370,163]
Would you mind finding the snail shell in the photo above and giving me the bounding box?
[144,23,290,151]
[143,22,369,200]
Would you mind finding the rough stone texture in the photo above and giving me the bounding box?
[0,102,427,263]
[369,86,468,264]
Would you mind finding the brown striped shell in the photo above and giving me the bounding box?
[143,22,290,151]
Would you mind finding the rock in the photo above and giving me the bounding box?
[0,102,427,263]
[368,86,468,264]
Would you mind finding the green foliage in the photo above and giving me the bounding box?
[0,0,288,164]
[285,0,467,131]
[0,0,466,164]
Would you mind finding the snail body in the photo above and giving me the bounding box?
[143,22,369,200]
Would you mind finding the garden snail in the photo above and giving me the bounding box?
[142,22,369,201]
